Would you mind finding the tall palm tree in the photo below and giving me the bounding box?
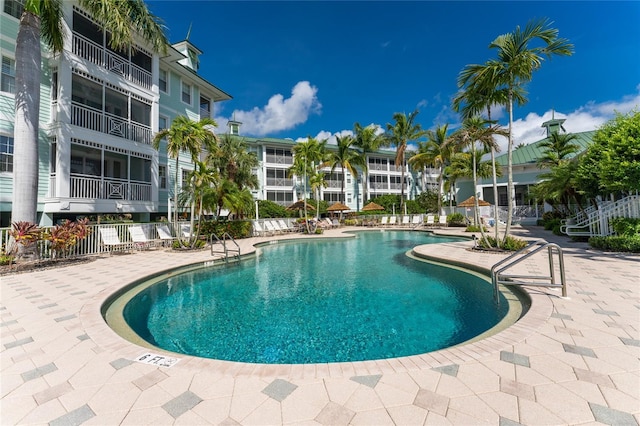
[479,19,573,238]
[353,122,387,206]
[386,110,426,211]
[213,134,259,190]
[308,169,327,214]
[289,137,327,229]
[453,65,526,245]
[153,116,217,230]
[326,135,366,204]
[448,117,507,245]
[12,0,168,225]
[407,124,451,215]
[536,132,579,168]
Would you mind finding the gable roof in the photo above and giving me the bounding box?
[495,130,596,167]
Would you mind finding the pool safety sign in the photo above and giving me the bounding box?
[135,352,180,367]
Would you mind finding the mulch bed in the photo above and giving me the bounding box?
[0,256,97,276]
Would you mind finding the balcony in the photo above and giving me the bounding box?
[72,33,152,89]
[68,174,151,201]
[266,178,293,187]
[265,155,293,165]
[72,103,152,145]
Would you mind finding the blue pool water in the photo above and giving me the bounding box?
[122,231,509,364]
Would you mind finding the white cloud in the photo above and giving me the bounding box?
[492,88,640,153]
[216,81,321,137]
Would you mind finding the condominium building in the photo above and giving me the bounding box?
[0,0,231,226]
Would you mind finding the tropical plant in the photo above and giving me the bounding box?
[11,0,168,226]
[575,110,640,199]
[447,117,507,246]
[212,134,259,190]
[472,19,573,239]
[386,110,427,211]
[353,122,388,204]
[408,124,452,216]
[530,159,583,213]
[289,137,327,231]
[325,134,366,204]
[8,221,41,258]
[152,116,218,236]
[44,218,90,259]
[536,132,580,168]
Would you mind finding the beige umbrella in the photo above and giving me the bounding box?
[286,200,316,211]
[362,202,385,212]
[457,196,490,207]
[326,202,350,212]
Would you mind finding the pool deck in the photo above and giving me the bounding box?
[1,225,638,425]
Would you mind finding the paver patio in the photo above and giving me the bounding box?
[1,225,638,425]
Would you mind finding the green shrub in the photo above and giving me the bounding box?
[199,220,253,239]
[447,212,466,227]
[589,235,640,252]
[543,218,561,231]
[476,235,528,251]
[610,217,640,237]
[465,225,487,232]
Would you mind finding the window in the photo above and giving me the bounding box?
[3,0,24,19]
[158,115,168,131]
[181,81,191,104]
[181,168,190,188]
[159,165,167,189]
[1,56,16,94]
[159,69,168,93]
[0,135,14,172]
[52,70,58,101]
[199,96,210,119]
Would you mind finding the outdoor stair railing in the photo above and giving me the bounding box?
[562,195,640,237]
[491,240,567,305]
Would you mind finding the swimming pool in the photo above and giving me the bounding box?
[107,231,515,364]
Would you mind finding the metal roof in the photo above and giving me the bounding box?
[495,130,596,167]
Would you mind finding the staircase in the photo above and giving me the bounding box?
[561,195,640,237]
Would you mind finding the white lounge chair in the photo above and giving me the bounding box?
[426,215,435,227]
[401,216,410,227]
[264,220,278,235]
[128,225,154,250]
[99,227,129,254]
[380,216,389,227]
[331,219,340,228]
[389,216,397,226]
[278,219,294,233]
[411,215,422,227]
[156,224,176,246]
[269,220,285,234]
[324,218,334,229]
[438,215,448,227]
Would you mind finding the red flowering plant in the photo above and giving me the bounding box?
[43,218,91,259]
[8,221,42,259]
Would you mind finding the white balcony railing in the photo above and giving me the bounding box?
[69,174,152,201]
[266,178,293,187]
[72,33,152,89]
[265,155,293,165]
[71,103,152,145]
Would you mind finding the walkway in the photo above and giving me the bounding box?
[1,226,638,425]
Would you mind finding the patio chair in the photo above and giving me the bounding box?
[380,216,389,227]
[331,218,340,228]
[180,224,192,238]
[252,221,267,237]
[401,216,410,227]
[324,218,335,229]
[426,215,435,227]
[99,227,129,254]
[156,224,176,246]
[411,215,422,228]
[278,219,294,233]
[438,215,448,227]
[128,225,154,250]
[389,216,397,226]
[264,220,278,235]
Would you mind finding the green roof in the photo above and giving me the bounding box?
[495,130,596,167]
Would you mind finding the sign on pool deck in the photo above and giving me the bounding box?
[135,352,181,367]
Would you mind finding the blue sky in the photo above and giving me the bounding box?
[148,1,640,150]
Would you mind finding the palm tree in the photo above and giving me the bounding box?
[186,160,218,246]
[153,116,218,231]
[386,110,426,211]
[12,0,168,225]
[448,117,507,245]
[453,64,526,245]
[326,135,366,204]
[536,132,579,168]
[530,159,583,213]
[308,169,327,214]
[407,124,451,215]
[213,134,259,190]
[479,19,573,238]
[289,137,327,230]
[353,122,387,206]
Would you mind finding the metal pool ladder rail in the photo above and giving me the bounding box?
[491,240,567,304]
[210,232,241,263]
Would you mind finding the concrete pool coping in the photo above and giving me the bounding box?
[2,225,638,425]
[98,230,534,372]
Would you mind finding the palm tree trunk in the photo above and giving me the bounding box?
[437,165,444,215]
[12,12,41,226]
[505,90,514,240]
[174,157,180,229]
[487,108,500,248]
